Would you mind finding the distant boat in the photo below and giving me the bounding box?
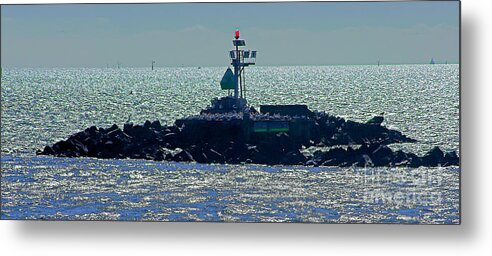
[430,58,435,65]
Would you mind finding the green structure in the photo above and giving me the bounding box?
[220,68,235,90]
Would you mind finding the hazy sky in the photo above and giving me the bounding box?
[1,1,459,68]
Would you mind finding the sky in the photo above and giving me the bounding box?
[1,1,459,68]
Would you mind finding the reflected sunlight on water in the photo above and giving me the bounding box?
[0,65,459,223]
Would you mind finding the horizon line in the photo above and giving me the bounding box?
[1,62,460,69]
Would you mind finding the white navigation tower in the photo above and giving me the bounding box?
[220,30,257,105]
[231,28,257,99]
[203,29,258,114]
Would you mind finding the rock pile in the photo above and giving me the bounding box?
[37,112,459,167]
[308,144,459,167]
[310,112,415,146]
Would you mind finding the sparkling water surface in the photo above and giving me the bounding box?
[1,65,460,223]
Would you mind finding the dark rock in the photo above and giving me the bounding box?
[282,150,307,165]
[369,144,393,166]
[356,154,374,167]
[392,150,409,166]
[366,114,384,126]
[406,153,422,168]
[421,146,445,166]
[130,153,143,159]
[195,152,208,163]
[126,125,156,143]
[156,147,176,161]
[189,147,208,163]
[40,145,55,155]
[345,147,358,164]
[144,120,152,128]
[106,124,119,133]
[163,133,178,147]
[52,140,74,153]
[85,126,98,134]
[123,122,133,133]
[172,149,194,162]
[428,146,444,158]
[323,147,347,166]
[150,120,162,130]
[321,158,341,167]
[246,145,259,156]
[169,125,181,134]
[224,146,239,164]
[96,138,122,159]
[253,143,285,165]
[338,161,354,167]
[304,159,319,167]
[312,150,326,164]
[443,151,459,166]
[204,148,226,164]
[71,139,89,155]
[107,128,122,137]
[154,150,165,161]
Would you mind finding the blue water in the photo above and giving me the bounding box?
[0,65,460,223]
[1,154,460,223]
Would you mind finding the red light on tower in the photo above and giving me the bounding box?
[235,29,240,39]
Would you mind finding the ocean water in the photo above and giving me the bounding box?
[1,65,460,223]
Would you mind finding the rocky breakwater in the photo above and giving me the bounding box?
[37,112,459,167]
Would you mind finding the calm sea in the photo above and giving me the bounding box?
[0,65,460,223]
